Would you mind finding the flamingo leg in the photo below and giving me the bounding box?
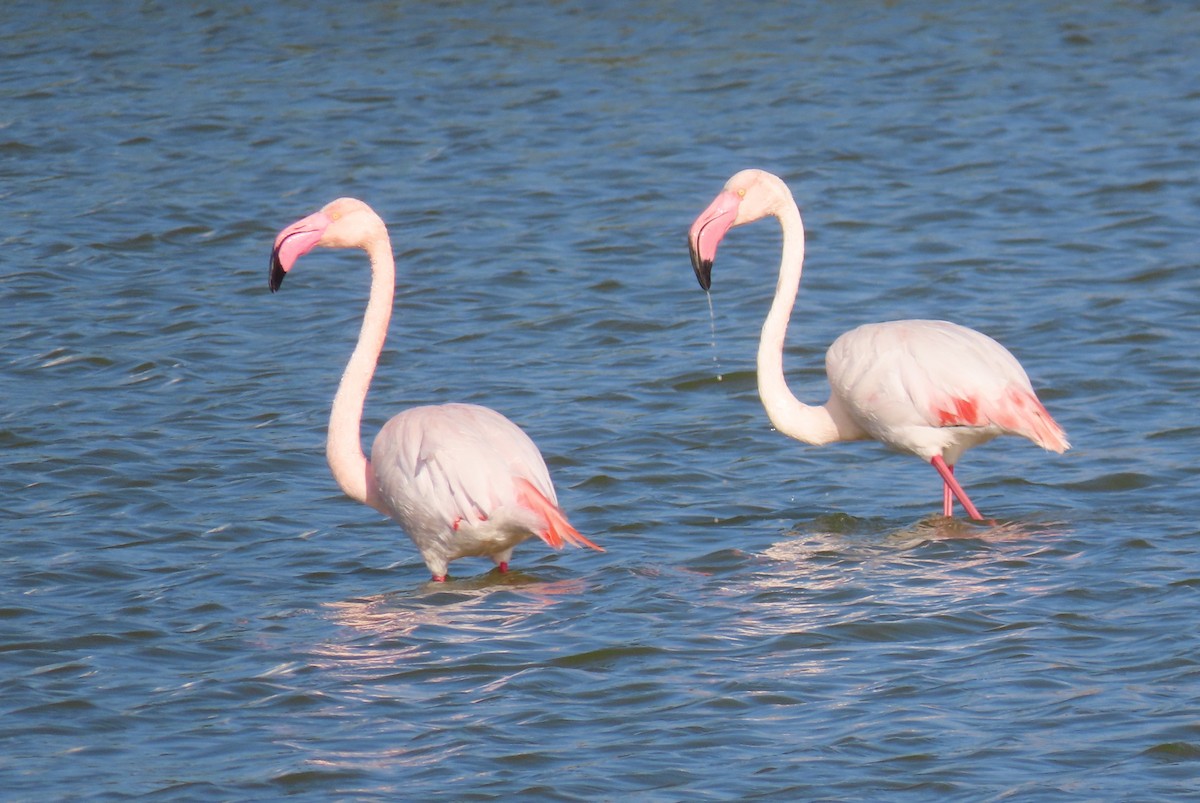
[432,575,447,582]
[497,561,509,574]
[930,456,983,521]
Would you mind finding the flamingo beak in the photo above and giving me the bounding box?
[687,190,740,291]
[268,211,332,292]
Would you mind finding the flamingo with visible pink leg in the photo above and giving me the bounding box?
[688,169,1069,520]
[269,197,602,581]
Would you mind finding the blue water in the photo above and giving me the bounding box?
[4,1,1200,799]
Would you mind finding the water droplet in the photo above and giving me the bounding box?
[705,291,723,381]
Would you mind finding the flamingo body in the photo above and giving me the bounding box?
[825,319,1069,466]
[688,169,1068,520]
[371,402,592,579]
[269,198,601,580]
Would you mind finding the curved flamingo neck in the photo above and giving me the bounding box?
[755,200,845,446]
[327,235,392,514]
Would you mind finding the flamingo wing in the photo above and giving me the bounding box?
[827,320,1069,455]
[370,403,558,531]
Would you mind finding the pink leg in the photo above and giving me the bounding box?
[432,575,446,582]
[497,561,509,574]
[930,456,983,521]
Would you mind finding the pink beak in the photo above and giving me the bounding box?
[687,190,740,290]
[268,211,332,292]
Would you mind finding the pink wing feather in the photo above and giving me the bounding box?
[514,477,603,551]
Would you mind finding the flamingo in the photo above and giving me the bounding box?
[687,169,1069,521]
[269,197,602,581]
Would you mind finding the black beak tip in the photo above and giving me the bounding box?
[268,253,285,293]
[687,237,714,291]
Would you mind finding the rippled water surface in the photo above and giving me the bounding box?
[4,2,1199,799]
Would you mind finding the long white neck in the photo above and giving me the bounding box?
[327,238,392,514]
[755,200,847,446]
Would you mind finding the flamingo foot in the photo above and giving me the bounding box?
[497,561,509,574]
[930,456,984,521]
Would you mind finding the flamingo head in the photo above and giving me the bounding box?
[268,197,382,292]
[687,169,793,290]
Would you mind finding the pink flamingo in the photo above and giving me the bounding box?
[688,169,1069,520]
[269,197,602,581]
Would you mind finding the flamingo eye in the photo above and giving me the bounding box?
[737,189,746,198]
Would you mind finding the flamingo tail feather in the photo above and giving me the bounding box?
[514,477,604,552]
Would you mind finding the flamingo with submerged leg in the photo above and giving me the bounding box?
[269,197,602,581]
[687,169,1069,520]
